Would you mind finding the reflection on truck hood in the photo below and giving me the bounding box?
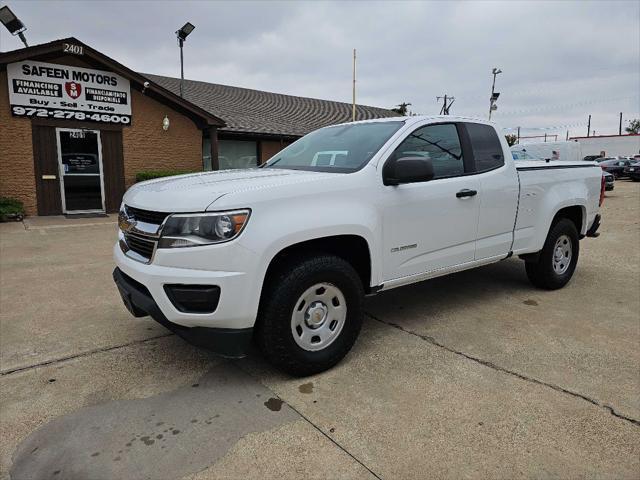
[122,168,337,212]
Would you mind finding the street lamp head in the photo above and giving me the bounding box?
[0,5,26,36]
[176,22,195,41]
[492,67,502,75]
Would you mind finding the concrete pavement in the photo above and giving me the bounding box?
[1,181,638,479]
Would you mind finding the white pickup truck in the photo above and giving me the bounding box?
[113,116,604,375]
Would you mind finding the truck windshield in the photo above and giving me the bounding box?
[263,121,404,173]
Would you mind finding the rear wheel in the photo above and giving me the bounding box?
[256,254,364,376]
[525,218,580,290]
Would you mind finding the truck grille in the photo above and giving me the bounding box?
[123,232,156,261]
[120,205,172,263]
[125,206,170,225]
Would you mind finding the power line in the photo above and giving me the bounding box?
[454,64,639,104]
[494,95,639,117]
[501,120,589,132]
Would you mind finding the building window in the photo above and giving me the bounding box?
[219,140,258,170]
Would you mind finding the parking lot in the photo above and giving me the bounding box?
[0,181,638,479]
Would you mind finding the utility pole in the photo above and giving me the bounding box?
[437,95,455,115]
[587,114,591,137]
[352,49,356,122]
[517,126,520,144]
[566,130,569,140]
[488,67,502,120]
[179,40,184,97]
[619,112,623,135]
[544,133,547,142]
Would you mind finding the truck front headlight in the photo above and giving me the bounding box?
[158,210,250,248]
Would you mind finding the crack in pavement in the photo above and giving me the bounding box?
[281,400,383,480]
[366,312,640,428]
[232,361,383,480]
[0,333,174,376]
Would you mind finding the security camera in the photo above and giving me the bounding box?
[141,80,150,94]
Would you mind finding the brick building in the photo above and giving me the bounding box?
[0,38,393,216]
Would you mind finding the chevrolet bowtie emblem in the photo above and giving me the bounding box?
[118,210,137,233]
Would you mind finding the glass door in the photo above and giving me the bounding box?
[56,128,105,213]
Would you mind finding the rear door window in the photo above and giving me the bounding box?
[465,123,504,172]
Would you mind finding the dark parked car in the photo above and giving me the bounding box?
[584,154,603,162]
[602,171,615,190]
[623,161,640,182]
[599,159,633,178]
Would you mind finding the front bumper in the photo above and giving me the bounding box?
[113,242,261,329]
[113,267,253,358]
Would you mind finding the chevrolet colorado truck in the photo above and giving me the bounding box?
[113,116,604,376]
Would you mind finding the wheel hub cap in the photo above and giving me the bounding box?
[305,302,328,328]
[552,234,572,275]
[290,283,347,352]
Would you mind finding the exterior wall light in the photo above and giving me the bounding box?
[162,115,170,131]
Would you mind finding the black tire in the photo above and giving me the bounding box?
[256,254,364,376]
[525,218,580,290]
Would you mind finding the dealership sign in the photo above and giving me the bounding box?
[6,60,131,124]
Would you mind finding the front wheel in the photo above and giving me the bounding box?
[525,218,580,290]
[256,254,364,376]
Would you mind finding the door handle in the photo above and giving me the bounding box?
[456,189,477,198]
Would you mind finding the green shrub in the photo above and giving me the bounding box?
[0,197,24,216]
[135,170,194,183]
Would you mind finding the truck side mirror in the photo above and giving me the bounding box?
[384,157,435,186]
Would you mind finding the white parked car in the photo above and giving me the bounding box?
[114,116,604,376]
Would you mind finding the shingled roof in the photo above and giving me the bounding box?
[144,74,396,137]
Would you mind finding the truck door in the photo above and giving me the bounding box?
[463,122,519,260]
[380,122,481,281]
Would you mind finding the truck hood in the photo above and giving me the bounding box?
[122,168,337,212]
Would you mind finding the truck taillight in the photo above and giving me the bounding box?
[599,174,605,207]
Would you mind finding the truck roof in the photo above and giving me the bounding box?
[332,115,497,128]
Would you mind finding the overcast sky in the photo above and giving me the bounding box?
[2,0,638,139]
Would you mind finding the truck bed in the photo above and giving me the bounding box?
[512,160,602,255]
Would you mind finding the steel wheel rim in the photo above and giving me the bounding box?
[552,234,572,275]
[291,282,347,352]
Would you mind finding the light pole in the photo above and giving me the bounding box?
[488,67,502,120]
[176,22,195,98]
[0,5,29,47]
